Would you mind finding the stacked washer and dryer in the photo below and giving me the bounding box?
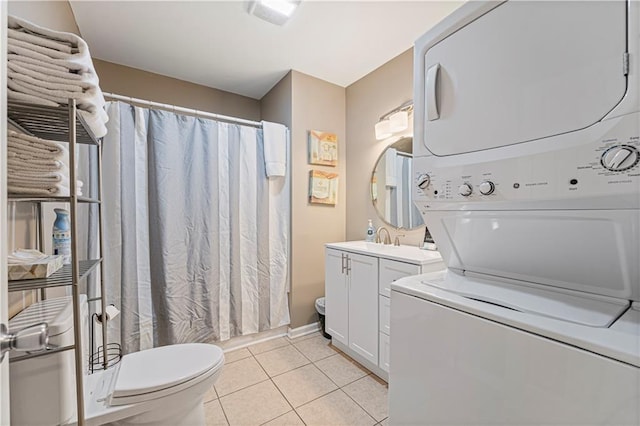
[389,1,640,424]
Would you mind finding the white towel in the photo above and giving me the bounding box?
[385,148,398,188]
[9,69,83,93]
[9,130,67,153]
[8,38,75,61]
[8,59,85,83]
[8,78,108,121]
[8,141,66,161]
[77,109,108,138]
[7,87,59,107]
[7,155,66,171]
[7,42,88,72]
[8,28,74,54]
[8,16,95,72]
[261,121,287,178]
[8,53,71,73]
[8,185,79,197]
[9,172,69,185]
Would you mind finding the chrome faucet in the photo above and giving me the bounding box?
[376,226,392,245]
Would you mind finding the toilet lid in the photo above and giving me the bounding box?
[112,343,224,399]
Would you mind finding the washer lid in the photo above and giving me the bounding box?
[112,343,224,398]
[421,270,629,328]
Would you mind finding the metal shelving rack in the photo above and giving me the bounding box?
[7,99,107,425]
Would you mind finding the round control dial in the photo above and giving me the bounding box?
[601,145,639,172]
[458,183,473,197]
[479,181,495,195]
[417,174,431,190]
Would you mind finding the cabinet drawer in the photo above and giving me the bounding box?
[379,295,390,335]
[379,259,421,297]
[379,332,390,373]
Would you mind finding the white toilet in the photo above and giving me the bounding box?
[9,296,225,426]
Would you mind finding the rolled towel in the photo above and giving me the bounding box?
[8,27,74,54]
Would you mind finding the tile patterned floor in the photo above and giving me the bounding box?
[205,332,388,426]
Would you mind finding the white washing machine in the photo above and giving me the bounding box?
[389,0,640,424]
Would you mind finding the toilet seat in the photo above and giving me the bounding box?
[109,343,225,406]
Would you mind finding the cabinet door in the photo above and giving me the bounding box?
[325,249,348,345]
[347,252,379,365]
[422,1,626,156]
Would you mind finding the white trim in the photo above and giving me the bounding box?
[217,325,289,352]
[287,322,320,340]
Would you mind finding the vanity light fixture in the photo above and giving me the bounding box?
[249,0,301,26]
[375,119,392,140]
[375,100,413,140]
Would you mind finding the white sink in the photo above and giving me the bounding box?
[326,240,442,266]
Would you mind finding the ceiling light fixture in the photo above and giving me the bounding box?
[249,0,301,26]
[375,101,413,140]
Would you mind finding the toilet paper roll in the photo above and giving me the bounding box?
[94,304,120,323]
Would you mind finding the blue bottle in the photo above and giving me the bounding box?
[53,208,71,264]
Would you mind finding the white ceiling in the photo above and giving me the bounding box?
[70,1,462,99]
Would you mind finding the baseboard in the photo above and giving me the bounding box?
[217,325,289,352]
[287,322,320,339]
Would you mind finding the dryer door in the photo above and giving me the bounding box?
[422,1,627,156]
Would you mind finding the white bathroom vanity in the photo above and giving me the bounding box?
[324,241,444,381]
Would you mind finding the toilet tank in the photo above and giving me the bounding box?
[9,295,88,426]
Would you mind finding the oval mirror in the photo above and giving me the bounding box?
[371,137,424,230]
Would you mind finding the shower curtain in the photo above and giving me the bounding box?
[102,102,290,354]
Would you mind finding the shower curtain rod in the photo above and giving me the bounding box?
[103,92,263,128]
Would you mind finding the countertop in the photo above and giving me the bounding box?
[326,240,443,266]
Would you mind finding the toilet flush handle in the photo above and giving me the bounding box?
[0,322,49,362]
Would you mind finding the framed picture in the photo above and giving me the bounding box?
[309,170,339,205]
[308,130,338,166]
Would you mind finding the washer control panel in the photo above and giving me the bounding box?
[414,117,639,204]
[478,181,495,195]
[600,145,639,171]
[458,183,473,196]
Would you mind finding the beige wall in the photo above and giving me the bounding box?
[291,71,349,328]
[289,71,346,328]
[345,48,424,247]
[261,72,292,128]
[8,0,80,34]
[262,72,346,328]
[94,60,261,121]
